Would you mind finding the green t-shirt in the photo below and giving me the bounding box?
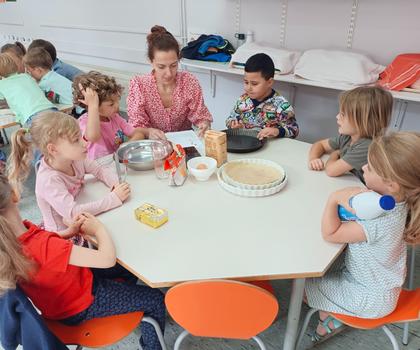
[38,70,73,105]
[0,73,54,124]
[328,134,371,182]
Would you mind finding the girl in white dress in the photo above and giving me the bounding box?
[305,132,420,344]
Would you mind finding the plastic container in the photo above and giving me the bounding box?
[338,191,396,221]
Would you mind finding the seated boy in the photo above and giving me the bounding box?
[24,47,73,106]
[28,39,82,81]
[226,53,299,140]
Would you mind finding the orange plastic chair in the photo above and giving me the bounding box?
[297,288,420,350]
[165,280,279,350]
[44,311,167,349]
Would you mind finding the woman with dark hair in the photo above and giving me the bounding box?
[127,25,212,140]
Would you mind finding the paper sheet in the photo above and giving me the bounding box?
[165,130,205,155]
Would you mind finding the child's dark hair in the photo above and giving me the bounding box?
[73,71,123,108]
[1,41,26,58]
[28,39,57,62]
[23,47,53,70]
[245,53,275,80]
[147,25,180,61]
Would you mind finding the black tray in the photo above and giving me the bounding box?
[222,128,266,153]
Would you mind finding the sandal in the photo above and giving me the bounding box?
[310,315,346,347]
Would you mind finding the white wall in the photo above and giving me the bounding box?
[1,0,419,141]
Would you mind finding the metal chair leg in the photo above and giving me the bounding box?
[402,245,416,345]
[296,308,319,348]
[143,316,167,350]
[382,325,400,350]
[252,336,267,350]
[173,329,189,350]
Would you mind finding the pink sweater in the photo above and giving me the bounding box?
[127,71,213,132]
[35,158,122,232]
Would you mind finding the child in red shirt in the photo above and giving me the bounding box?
[0,174,165,350]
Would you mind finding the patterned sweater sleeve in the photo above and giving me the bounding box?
[275,96,299,139]
[225,97,242,127]
[127,77,151,128]
[185,73,213,125]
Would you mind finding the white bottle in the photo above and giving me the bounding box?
[349,191,396,220]
[245,30,254,44]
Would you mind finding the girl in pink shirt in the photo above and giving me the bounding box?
[127,25,213,140]
[8,112,131,244]
[73,71,146,160]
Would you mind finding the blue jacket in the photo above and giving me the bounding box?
[0,287,67,350]
[181,34,235,62]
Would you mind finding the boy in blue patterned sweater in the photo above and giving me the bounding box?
[226,53,299,140]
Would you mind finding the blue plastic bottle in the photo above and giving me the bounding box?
[338,191,396,221]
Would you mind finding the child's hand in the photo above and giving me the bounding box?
[229,120,244,129]
[257,127,279,140]
[112,182,131,202]
[78,84,99,108]
[331,187,369,213]
[60,215,86,238]
[79,213,105,237]
[309,158,325,171]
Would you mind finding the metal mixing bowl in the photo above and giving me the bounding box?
[116,140,172,171]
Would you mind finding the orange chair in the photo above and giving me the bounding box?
[297,288,420,350]
[44,312,167,350]
[165,280,279,350]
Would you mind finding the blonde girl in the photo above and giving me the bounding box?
[308,86,393,182]
[305,132,420,345]
[8,111,130,244]
[0,174,166,349]
[1,41,26,73]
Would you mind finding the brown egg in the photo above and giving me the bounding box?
[196,163,208,170]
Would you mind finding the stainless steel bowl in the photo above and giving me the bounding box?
[117,140,172,171]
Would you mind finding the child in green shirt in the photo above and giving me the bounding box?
[0,53,55,126]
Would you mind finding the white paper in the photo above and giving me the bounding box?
[165,130,204,155]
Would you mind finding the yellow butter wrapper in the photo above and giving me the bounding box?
[134,203,168,228]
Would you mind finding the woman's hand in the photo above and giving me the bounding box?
[112,182,131,202]
[257,127,279,140]
[77,84,99,108]
[196,120,211,138]
[146,128,167,140]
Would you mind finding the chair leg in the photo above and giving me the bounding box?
[382,325,400,350]
[143,316,167,350]
[173,330,189,350]
[252,336,267,350]
[296,308,319,348]
[402,245,416,345]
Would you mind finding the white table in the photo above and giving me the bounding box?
[78,138,360,350]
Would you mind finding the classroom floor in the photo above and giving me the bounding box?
[3,135,420,350]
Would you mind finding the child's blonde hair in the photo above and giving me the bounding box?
[8,112,81,192]
[368,132,420,243]
[0,53,18,78]
[339,86,393,138]
[23,47,53,70]
[72,71,123,108]
[0,174,33,295]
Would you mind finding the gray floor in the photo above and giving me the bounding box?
[2,134,420,350]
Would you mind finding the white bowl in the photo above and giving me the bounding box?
[187,156,217,181]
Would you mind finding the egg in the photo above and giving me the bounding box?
[196,163,208,170]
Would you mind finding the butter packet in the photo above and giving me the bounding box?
[134,203,168,228]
